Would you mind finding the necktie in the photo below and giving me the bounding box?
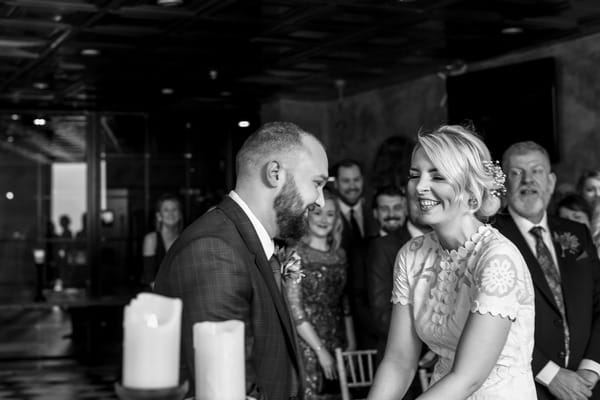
[349,208,363,239]
[530,226,570,365]
[269,254,282,291]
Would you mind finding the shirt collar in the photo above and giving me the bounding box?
[228,190,274,259]
[338,198,363,218]
[508,207,550,236]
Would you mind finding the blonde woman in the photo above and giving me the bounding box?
[285,189,356,399]
[142,193,183,288]
[368,126,536,399]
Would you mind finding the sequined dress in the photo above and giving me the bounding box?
[286,241,348,400]
[392,225,537,399]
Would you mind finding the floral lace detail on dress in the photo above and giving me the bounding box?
[478,255,518,297]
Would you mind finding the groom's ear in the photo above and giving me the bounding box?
[265,160,283,188]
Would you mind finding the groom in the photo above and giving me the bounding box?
[154,122,329,400]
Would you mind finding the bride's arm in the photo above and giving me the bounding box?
[367,303,422,400]
[417,312,511,399]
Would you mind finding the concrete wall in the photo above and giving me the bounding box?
[264,32,600,191]
[261,74,447,194]
[447,32,600,189]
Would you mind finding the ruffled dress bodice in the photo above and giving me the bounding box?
[392,225,537,399]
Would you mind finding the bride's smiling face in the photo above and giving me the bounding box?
[407,147,468,228]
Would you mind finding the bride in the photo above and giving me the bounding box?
[368,125,537,399]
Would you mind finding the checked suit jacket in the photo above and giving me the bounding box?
[493,213,600,400]
[154,196,301,400]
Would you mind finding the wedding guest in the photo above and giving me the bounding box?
[368,125,537,399]
[154,122,329,400]
[142,193,183,288]
[367,186,431,399]
[285,189,356,400]
[556,193,591,228]
[332,159,379,349]
[495,141,600,400]
[367,187,430,362]
[578,170,600,257]
[577,170,600,209]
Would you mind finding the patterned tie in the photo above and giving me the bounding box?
[269,253,282,291]
[349,208,363,239]
[529,226,570,365]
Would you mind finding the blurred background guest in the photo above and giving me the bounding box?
[556,193,591,228]
[285,189,356,400]
[367,186,430,358]
[141,193,183,288]
[577,170,600,256]
[577,170,600,210]
[331,159,379,350]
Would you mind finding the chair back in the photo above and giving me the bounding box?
[335,348,377,400]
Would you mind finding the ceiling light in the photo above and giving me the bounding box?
[161,87,174,95]
[209,70,218,80]
[81,48,100,56]
[238,121,250,128]
[6,192,14,200]
[157,0,183,6]
[10,114,19,121]
[33,118,46,126]
[501,27,523,35]
[33,82,48,90]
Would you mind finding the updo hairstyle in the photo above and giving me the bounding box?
[415,125,502,219]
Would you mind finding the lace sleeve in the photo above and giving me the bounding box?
[391,237,422,305]
[284,259,306,326]
[471,242,526,320]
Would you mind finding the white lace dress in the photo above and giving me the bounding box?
[392,225,537,399]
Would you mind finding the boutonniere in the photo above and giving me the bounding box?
[552,231,580,257]
[277,248,304,284]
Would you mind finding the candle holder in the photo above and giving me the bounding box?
[115,381,189,400]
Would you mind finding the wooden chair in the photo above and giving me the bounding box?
[417,350,436,391]
[335,348,377,400]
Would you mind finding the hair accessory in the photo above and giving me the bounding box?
[483,160,506,198]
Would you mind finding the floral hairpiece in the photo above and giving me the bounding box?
[482,160,506,198]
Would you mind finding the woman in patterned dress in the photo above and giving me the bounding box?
[285,190,356,400]
[368,125,537,399]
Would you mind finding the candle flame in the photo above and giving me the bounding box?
[144,313,159,328]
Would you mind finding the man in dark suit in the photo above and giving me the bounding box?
[154,122,329,400]
[494,141,600,400]
[367,190,429,361]
[332,160,380,349]
[332,160,379,249]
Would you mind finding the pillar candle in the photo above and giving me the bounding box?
[122,293,182,389]
[194,320,245,400]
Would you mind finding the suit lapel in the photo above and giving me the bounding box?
[217,197,300,365]
[547,217,578,326]
[495,214,560,313]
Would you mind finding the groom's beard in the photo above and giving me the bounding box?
[274,176,308,241]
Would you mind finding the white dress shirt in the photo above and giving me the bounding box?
[229,190,274,260]
[338,198,364,237]
[508,207,600,384]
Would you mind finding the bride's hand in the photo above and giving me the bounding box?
[316,348,337,380]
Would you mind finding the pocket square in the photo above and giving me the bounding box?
[576,250,589,261]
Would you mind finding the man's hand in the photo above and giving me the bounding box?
[577,369,599,390]
[548,368,593,400]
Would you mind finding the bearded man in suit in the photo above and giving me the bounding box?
[154,122,329,400]
[493,141,600,400]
